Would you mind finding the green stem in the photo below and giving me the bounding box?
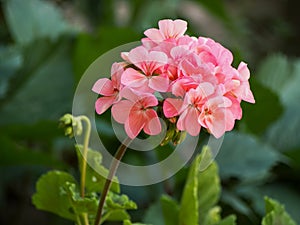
[79,115,91,198]
[76,215,83,225]
[94,138,131,225]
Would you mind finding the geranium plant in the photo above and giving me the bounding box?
[32,19,297,225]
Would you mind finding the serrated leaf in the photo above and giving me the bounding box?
[75,145,120,193]
[32,171,77,220]
[160,195,179,225]
[179,153,199,225]
[4,0,73,45]
[216,132,282,181]
[102,192,137,223]
[63,182,98,216]
[179,147,221,225]
[262,197,297,225]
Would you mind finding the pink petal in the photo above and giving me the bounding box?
[149,76,169,92]
[237,62,250,80]
[111,100,133,124]
[92,78,114,96]
[140,94,158,108]
[163,98,183,118]
[158,19,187,39]
[184,107,201,136]
[95,96,115,115]
[121,68,147,87]
[143,109,161,135]
[144,28,164,43]
[125,111,145,139]
[127,46,148,65]
[205,109,226,139]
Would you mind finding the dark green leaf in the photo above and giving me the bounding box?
[4,0,73,45]
[75,145,120,193]
[216,215,237,225]
[160,195,179,225]
[241,79,283,134]
[262,197,297,225]
[143,200,164,225]
[32,170,77,220]
[216,132,282,181]
[0,39,74,125]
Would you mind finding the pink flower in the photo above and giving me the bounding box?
[144,19,187,44]
[198,96,234,138]
[121,46,169,92]
[176,83,215,136]
[111,89,161,139]
[92,63,124,114]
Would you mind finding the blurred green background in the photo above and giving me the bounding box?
[1,0,300,224]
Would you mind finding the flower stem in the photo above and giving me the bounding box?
[79,116,91,198]
[94,138,131,225]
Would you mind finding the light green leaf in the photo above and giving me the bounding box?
[262,197,297,225]
[179,147,221,225]
[216,132,282,181]
[160,195,179,225]
[32,170,77,220]
[102,192,137,223]
[179,153,199,225]
[123,219,152,225]
[216,215,237,225]
[4,0,73,45]
[203,206,221,225]
[75,145,120,193]
[105,192,137,210]
[63,182,98,216]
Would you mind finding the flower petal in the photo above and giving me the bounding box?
[95,96,115,115]
[149,76,169,92]
[184,107,201,136]
[125,110,145,139]
[111,100,133,123]
[163,98,183,118]
[121,68,147,87]
[143,109,161,135]
[92,78,114,96]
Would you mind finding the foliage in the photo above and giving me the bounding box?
[1,0,300,225]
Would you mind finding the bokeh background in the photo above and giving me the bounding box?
[1,0,300,224]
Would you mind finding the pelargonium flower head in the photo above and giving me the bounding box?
[93,19,255,141]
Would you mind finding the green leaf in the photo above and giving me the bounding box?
[0,46,22,99]
[0,135,65,168]
[179,153,199,225]
[143,200,164,225]
[102,192,137,223]
[75,145,120,193]
[216,132,282,181]
[203,206,222,225]
[216,215,237,225]
[4,0,73,45]
[241,79,283,134]
[124,219,152,225]
[179,146,221,225]
[63,182,98,216]
[160,195,179,225]
[32,170,77,220]
[256,55,300,151]
[105,192,137,210]
[262,197,297,225]
[0,39,74,125]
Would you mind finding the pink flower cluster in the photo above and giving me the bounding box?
[93,19,255,140]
